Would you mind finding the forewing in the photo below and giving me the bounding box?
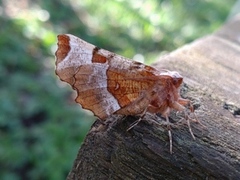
[55,34,161,119]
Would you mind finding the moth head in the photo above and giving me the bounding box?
[161,71,183,88]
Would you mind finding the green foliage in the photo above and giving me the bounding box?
[0,0,236,179]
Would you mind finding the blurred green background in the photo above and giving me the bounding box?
[0,0,237,179]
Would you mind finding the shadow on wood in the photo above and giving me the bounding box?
[67,16,240,180]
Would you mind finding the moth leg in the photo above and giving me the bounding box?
[165,115,173,154]
[161,108,175,154]
[148,106,174,154]
[126,107,148,131]
[124,92,157,131]
[188,110,205,128]
[177,98,206,128]
[184,111,195,140]
[171,101,196,139]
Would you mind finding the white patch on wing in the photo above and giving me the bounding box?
[101,97,121,116]
[75,62,121,115]
[114,83,120,90]
[57,34,94,70]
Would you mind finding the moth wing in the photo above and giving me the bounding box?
[55,34,167,119]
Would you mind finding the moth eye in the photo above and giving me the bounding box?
[171,72,183,87]
[173,77,183,88]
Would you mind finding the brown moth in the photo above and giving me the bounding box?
[55,34,198,153]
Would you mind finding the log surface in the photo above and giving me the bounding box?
[67,16,240,180]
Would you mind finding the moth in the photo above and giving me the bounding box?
[55,34,197,153]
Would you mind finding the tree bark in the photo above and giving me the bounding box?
[67,16,240,180]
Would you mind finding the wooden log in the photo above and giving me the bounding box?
[67,16,240,180]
